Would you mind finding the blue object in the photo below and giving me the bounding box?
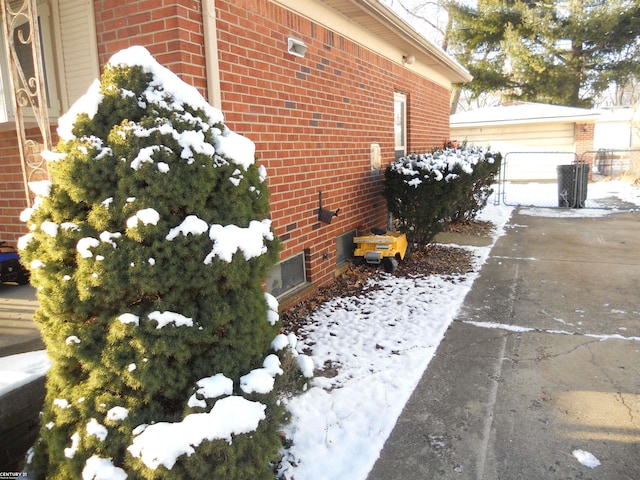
[0,251,20,262]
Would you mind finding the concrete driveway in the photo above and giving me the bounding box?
[0,284,42,358]
[369,209,640,480]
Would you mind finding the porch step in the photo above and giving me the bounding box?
[0,376,45,471]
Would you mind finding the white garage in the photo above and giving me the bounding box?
[451,102,599,181]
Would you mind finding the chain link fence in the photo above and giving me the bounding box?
[581,149,640,183]
[495,149,640,209]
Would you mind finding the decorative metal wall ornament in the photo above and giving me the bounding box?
[1,0,52,207]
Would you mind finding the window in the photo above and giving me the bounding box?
[13,16,52,108]
[0,0,61,121]
[266,252,307,298]
[0,0,99,125]
[394,92,407,160]
[336,230,356,265]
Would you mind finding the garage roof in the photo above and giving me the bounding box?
[451,102,600,128]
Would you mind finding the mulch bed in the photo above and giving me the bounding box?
[443,219,494,236]
[280,220,490,335]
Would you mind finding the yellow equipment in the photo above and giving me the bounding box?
[353,229,408,272]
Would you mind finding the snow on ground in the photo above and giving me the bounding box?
[2,180,639,478]
[572,449,601,469]
[278,270,489,479]
[502,178,640,214]
[0,350,50,396]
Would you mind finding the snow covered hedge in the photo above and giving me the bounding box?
[382,144,502,244]
[19,46,292,479]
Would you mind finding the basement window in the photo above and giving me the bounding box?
[266,252,306,298]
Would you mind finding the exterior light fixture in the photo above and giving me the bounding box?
[287,37,307,57]
[403,54,416,65]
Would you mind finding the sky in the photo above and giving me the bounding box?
[380,0,449,47]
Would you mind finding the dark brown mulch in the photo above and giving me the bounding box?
[395,244,474,278]
[443,219,494,236]
[279,263,378,335]
[280,220,489,335]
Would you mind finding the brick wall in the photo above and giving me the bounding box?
[0,127,55,246]
[0,131,28,245]
[575,122,595,162]
[2,1,210,244]
[215,0,451,287]
[91,0,451,291]
[93,0,207,92]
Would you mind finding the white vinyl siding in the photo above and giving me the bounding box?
[53,0,99,111]
[452,122,577,181]
[452,122,575,152]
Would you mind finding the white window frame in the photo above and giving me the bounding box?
[394,91,407,160]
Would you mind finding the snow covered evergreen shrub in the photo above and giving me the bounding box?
[19,46,286,479]
[382,144,501,244]
[450,147,502,223]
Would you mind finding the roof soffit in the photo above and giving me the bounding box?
[312,0,471,83]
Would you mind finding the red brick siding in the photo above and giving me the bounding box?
[575,122,595,162]
[0,131,27,245]
[93,0,207,92]
[215,0,450,286]
[0,126,55,245]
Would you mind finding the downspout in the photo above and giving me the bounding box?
[202,0,222,109]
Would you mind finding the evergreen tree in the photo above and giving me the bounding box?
[19,46,284,479]
[447,0,640,107]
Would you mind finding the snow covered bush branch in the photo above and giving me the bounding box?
[382,143,502,245]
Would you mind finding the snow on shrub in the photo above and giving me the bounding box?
[19,45,295,480]
[382,144,502,244]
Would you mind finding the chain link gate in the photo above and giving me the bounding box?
[495,149,640,209]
